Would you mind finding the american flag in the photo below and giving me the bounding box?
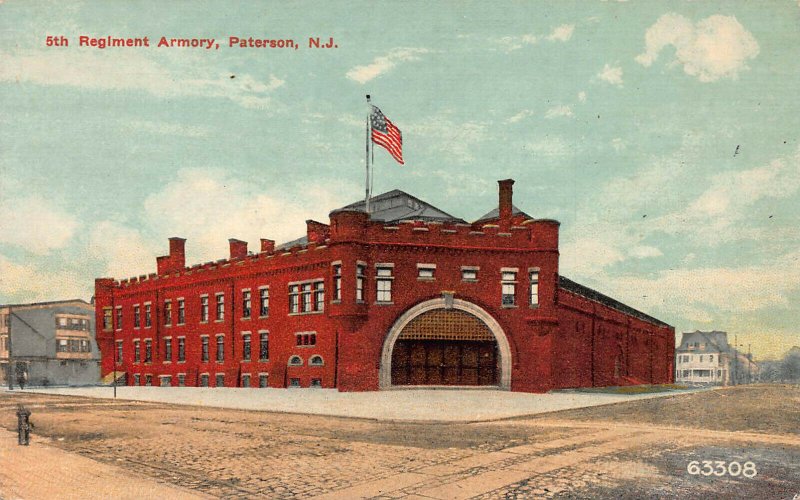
[370,105,404,165]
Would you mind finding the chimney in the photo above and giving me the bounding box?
[306,220,330,244]
[260,238,275,253]
[158,237,186,274]
[229,238,248,259]
[498,179,515,223]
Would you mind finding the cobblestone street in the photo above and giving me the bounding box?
[0,385,798,499]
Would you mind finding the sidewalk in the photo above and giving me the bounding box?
[0,430,207,500]
[9,386,709,422]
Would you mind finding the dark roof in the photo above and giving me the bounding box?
[275,235,309,252]
[475,204,532,223]
[336,189,467,224]
[558,276,671,328]
[677,330,731,353]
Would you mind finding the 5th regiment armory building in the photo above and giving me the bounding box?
[95,180,674,392]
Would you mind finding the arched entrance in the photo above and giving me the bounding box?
[379,298,512,390]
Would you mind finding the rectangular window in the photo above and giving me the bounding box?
[200,296,209,322]
[259,287,269,317]
[134,340,141,363]
[177,374,186,387]
[289,285,300,313]
[215,373,225,387]
[178,337,186,362]
[289,378,301,388]
[356,264,366,302]
[311,378,322,388]
[145,374,153,386]
[242,333,251,361]
[215,294,225,321]
[301,283,312,312]
[134,305,141,328]
[133,374,141,386]
[417,264,435,279]
[259,374,268,388]
[462,268,478,281]
[296,332,317,346]
[115,307,122,330]
[200,374,209,387]
[164,301,172,326]
[144,304,152,328]
[177,299,185,325]
[201,336,209,362]
[242,290,251,318]
[216,335,224,362]
[103,308,113,331]
[144,339,152,363]
[259,332,269,361]
[529,270,539,306]
[160,376,172,387]
[242,374,251,388]
[314,281,325,312]
[501,271,517,306]
[376,266,393,303]
[164,338,172,362]
[332,264,342,301]
[116,341,123,364]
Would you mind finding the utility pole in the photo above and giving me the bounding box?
[6,306,13,390]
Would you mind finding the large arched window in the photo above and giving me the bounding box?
[288,355,303,366]
[309,355,324,366]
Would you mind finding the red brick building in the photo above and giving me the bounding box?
[95,180,674,392]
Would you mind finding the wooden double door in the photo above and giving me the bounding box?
[391,339,498,386]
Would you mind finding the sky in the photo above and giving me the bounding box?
[1,0,799,359]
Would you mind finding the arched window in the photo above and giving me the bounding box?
[288,355,303,366]
[309,355,324,366]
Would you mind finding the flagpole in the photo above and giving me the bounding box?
[365,94,371,214]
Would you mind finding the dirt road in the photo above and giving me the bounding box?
[0,385,797,499]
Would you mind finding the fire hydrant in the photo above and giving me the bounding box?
[16,406,31,446]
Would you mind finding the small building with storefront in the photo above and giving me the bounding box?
[0,299,100,387]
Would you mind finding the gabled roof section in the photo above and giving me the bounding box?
[558,276,670,328]
[677,330,731,353]
[475,204,532,223]
[336,189,467,224]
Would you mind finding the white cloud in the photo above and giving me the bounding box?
[0,49,285,109]
[597,63,624,86]
[611,137,626,151]
[346,48,429,84]
[492,23,573,52]
[578,91,587,103]
[0,254,88,302]
[523,137,571,157]
[0,195,78,254]
[650,148,800,243]
[635,13,759,82]
[546,24,575,42]
[507,109,534,123]
[88,221,159,279]
[628,245,663,259]
[406,116,488,163]
[140,168,358,266]
[544,105,573,119]
[128,120,211,138]
[599,249,800,320]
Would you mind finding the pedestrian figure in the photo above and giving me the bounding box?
[17,370,26,390]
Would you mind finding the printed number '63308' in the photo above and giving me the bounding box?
[687,460,757,478]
